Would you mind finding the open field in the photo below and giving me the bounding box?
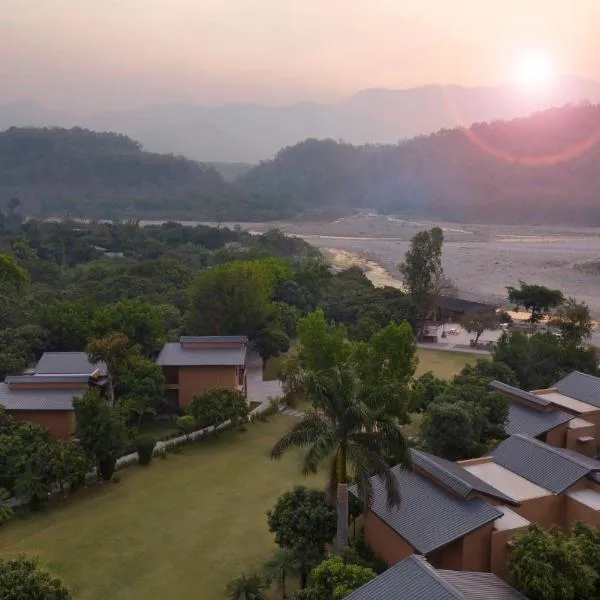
[0,414,314,600]
[265,347,483,383]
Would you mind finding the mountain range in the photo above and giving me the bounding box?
[2,76,600,163]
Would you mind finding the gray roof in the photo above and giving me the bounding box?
[179,335,248,344]
[506,403,572,437]
[412,450,518,505]
[157,343,246,367]
[35,352,107,376]
[345,555,528,600]
[489,380,551,407]
[5,374,91,385]
[358,465,502,554]
[0,382,82,411]
[491,434,600,493]
[554,371,600,408]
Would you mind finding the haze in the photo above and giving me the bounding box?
[2,0,600,112]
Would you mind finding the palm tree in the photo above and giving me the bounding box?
[262,549,299,599]
[271,365,411,511]
[226,573,266,600]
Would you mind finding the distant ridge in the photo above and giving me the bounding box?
[1,76,599,162]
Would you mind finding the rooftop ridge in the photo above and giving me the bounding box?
[412,450,471,497]
[489,380,551,407]
[409,556,464,599]
[512,433,600,470]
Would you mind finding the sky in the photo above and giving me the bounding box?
[1,0,600,112]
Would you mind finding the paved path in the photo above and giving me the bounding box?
[246,351,283,402]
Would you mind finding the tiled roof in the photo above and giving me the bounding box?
[157,343,246,367]
[5,374,91,385]
[506,403,572,437]
[491,434,600,493]
[489,380,551,407]
[554,371,600,408]
[35,352,107,376]
[179,335,248,344]
[345,555,528,600]
[359,466,502,554]
[0,383,82,411]
[412,450,518,505]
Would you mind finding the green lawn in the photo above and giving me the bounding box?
[0,414,314,600]
[265,345,485,383]
[416,348,486,380]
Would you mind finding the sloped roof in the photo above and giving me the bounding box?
[0,383,82,411]
[489,380,551,407]
[345,555,528,600]
[491,434,600,493]
[5,374,91,385]
[412,449,518,505]
[435,297,496,313]
[156,343,246,367]
[179,335,248,344]
[554,371,600,408]
[506,403,572,437]
[36,352,107,376]
[358,465,501,555]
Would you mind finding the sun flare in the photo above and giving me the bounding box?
[513,52,555,88]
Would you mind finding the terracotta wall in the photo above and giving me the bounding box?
[565,494,600,529]
[514,495,563,529]
[10,410,75,440]
[363,511,415,566]
[9,382,88,390]
[565,423,596,457]
[177,366,238,408]
[490,526,528,578]
[544,425,568,448]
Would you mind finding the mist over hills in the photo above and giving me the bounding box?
[2,76,600,163]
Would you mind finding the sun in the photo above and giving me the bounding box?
[513,52,555,88]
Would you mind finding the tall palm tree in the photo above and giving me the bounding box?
[271,365,411,511]
[226,573,266,600]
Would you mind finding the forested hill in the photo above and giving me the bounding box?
[0,127,290,221]
[239,103,600,225]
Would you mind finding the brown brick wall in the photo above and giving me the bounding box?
[363,511,415,565]
[10,410,75,440]
[515,495,564,529]
[177,366,238,408]
[544,425,567,448]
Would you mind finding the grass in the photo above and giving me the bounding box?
[265,345,485,383]
[415,348,486,380]
[0,414,315,600]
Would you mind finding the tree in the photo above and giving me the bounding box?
[493,331,598,390]
[253,325,290,370]
[421,374,508,460]
[398,227,444,322]
[48,442,92,496]
[90,298,165,356]
[410,372,449,413]
[86,332,134,405]
[296,310,351,373]
[187,388,249,433]
[271,365,411,509]
[506,281,564,322]
[549,297,593,345]
[421,400,484,461]
[0,557,71,600]
[509,525,597,600]
[226,573,266,600]
[262,549,299,599]
[38,300,93,353]
[309,555,376,600]
[459,309,497,344]
[176,415,196,441]
[0,253,28,296]
[73,390,128,480]
[188,260,274,336]
[116,355,165,425]
[572,521,600,597]
[267,487,337,589]
[351,321,417,417]
[452,359,518,387]
[0,487,14,525]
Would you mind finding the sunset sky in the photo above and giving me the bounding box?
[2,0,600,111]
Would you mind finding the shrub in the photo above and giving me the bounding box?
[176,415,196,441]
[111,473,121,484]
[187,388,249,434]
[136,435,157,466]
[0,556,71,599]
[98,456,117,481]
